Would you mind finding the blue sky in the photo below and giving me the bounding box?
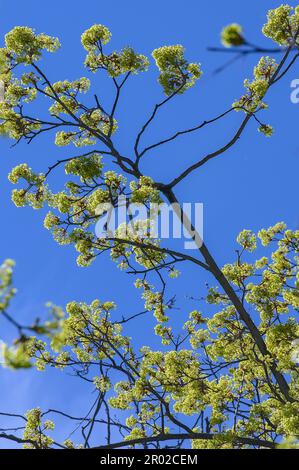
[0,0,299,447]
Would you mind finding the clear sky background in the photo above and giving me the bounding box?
[0,0,298,447]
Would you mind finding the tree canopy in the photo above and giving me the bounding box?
[0,4,299,450]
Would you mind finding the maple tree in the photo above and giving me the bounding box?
[0,4,299,449]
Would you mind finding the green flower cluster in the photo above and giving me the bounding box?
[110,221,164,271]
[23,408,54,449]
[152,45,202,96]
[221,24,245,47]
[0,27,60,139]
[8,163,47,208]
[236,229,257,252]
[263,4,299,46]
[47,78,90,116]
[233,56,278,115]
[85,46,149,77]
[28,299,126,371]
[258,124,274,137]
[93,375,111,392]
[1,341,33,369]
[0,101,41,140]
[130,176,162,204]
[82,25,149,76]
[4,79,37,106]
[2,26,60,66]
[65,154,103,181]
[81,24,112,50]
[1,301,65,370]
[135,279,168,323]
[54,109,116,147]
[0,259,16,311]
